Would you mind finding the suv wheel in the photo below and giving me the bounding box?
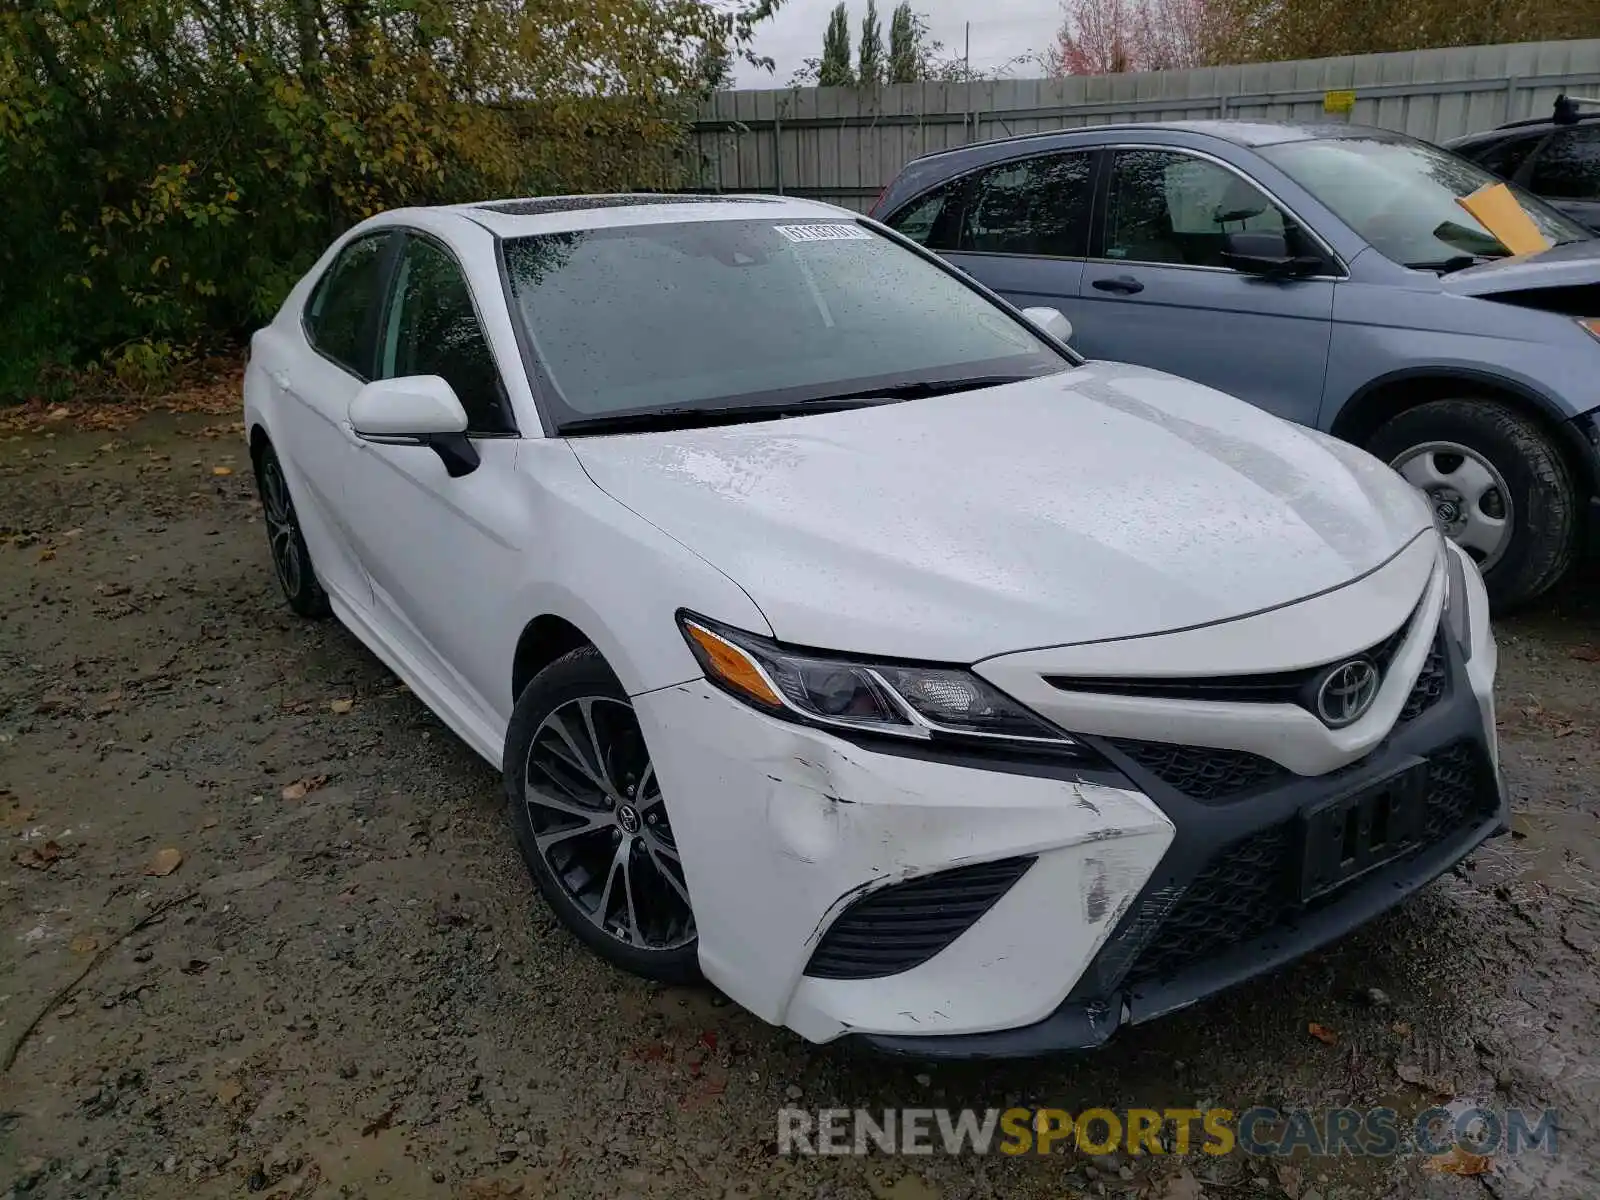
[1368,399,1577,610]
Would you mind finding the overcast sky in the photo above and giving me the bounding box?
[731,0,1062,88]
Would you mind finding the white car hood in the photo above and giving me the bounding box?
[570,363,1433,663]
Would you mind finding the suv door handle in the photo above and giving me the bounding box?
[269,369,293,391]
[1092,275,1145,295]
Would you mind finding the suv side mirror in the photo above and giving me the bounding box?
[348,376,480,478]
[1020,306,1073,344]
[1221,230,1324,280]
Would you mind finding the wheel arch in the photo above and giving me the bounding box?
[1329,368,1597,496]
[249,422,272,461]
[511,614,597,706]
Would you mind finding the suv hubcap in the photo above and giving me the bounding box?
[1390,441,1513,572]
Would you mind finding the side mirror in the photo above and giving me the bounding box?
[1021,306,1073,345]
[1221,231,1323,280]
[348,376,480,478]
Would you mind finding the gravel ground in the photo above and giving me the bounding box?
[2,411,1598,1200]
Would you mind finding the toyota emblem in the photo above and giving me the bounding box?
[1314,659,1381,728]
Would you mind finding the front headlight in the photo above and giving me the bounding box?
[678,613,1077,748]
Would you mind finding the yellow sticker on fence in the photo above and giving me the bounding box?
[1323,90,1356,114]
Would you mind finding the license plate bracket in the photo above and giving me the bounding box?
[1297,761,1429,902]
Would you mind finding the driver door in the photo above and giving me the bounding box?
[1075,148,1336,425]
[336,231,529,729]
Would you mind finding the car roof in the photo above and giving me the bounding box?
[904,119,1408,167]
[424,192,857,239]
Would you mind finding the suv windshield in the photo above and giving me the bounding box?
[501,218,1069,431]
[1261,135,1590,269]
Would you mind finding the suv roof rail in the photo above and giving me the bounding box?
[1495,93,1600,131]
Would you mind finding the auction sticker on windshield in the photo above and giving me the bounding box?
[775,224,874,243]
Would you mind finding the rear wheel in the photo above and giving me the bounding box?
[252,440,331,618]
[503,646,700,984]
[1367,399,1578,611]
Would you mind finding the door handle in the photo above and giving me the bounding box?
[270,369,293,391]
[1092,275,1145,295]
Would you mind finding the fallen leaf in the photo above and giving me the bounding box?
[1308,1022,1338,1045]
[210,465,233,476]
[329,698,354,714]
[280,773,328,802]
[1276,1162,1302,1199]
[217,1079,242,1105]
[1396,1062,1426,1084]
[70,933,101,954]
[1392,1021,1412,1037]
[146,847,184,876]
[1154,1169,1207,1200]
[46,406,70,421]
[17,840,65,869]
[37,548,55,561]
[1570,645,1600,663]
[361,1107,396,1137]
[1426,1146,1493,1176]
[201,816,219,829]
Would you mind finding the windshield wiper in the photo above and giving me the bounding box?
[557,374,1048,436]
[795,373,1048,405]
[558,397,889,436]
[1404,254,1505,274]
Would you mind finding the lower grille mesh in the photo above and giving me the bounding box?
[1109,740,1286,803]
[1400,637,1448,724]
[804,857,1035,981]
[1115,740,1496,989]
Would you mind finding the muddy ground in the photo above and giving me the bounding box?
[1,410,1597,1200]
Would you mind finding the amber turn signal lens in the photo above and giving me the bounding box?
[683,622,784,709]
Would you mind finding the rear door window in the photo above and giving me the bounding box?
[956,151,1095,258]
[304,233,394,377]
[1528,126,1600,199]
[883,178,966,250]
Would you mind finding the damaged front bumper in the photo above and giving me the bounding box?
[632,679,1175,1044]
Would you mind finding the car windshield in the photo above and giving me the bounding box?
[500,217,1069,430]
[1261,135,1591,269]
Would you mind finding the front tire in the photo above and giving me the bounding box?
[1368,399,1578,610]
[503,646,700,984]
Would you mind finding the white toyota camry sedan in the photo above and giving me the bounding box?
[244,193,1504,1057]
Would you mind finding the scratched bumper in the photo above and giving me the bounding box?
[631,679,1174,1044]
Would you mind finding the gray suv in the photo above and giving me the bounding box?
[871,121,1600,608]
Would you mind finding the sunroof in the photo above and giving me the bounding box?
[476,194,777,216]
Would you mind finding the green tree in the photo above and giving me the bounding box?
[1209,0,1600,62]
[888,3,921,83]
[858,0,885,87]
[0,0,780,398]
[820,2,854,86]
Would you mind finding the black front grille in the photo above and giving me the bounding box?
[1108,739,1287,803]
[1112,740,1496,989]
[1122,825,1293,985]
[1399,637,1448,724]
[1420,740,1486,843]
[804,858,1035,980]
[1046,603,1423,709]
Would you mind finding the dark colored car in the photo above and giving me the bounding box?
[1447,95,1600,234]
